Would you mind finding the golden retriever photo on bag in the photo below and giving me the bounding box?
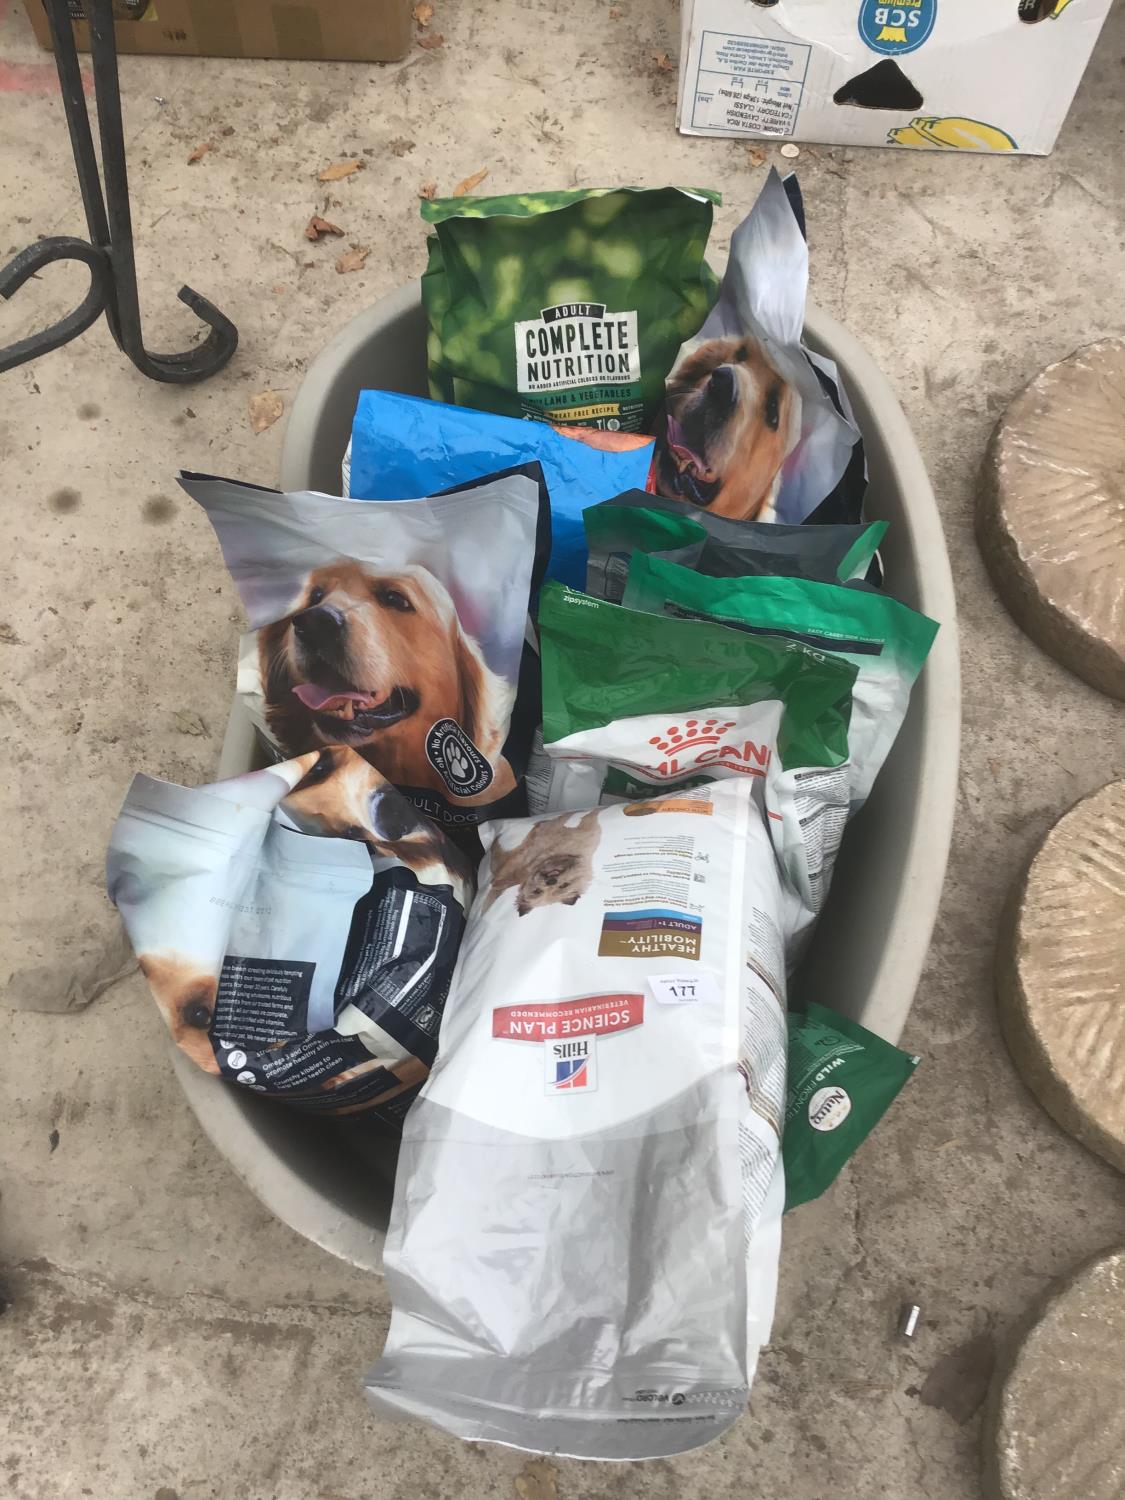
[281,746,475,907]
[259,561,516,805]
[657,334,801,522]
[483,808,601,917]
[138,952,221,1076]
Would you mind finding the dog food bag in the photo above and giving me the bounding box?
[107,749,474,1123]
[783,1003,919,1211]
[537,583,857,930]
[345,390,654,589]
[584,491,887,603]
[179,466,548,834]
[420,186,719,435]
[365,780,787,1458]
[622,552,938,809]
[654,169,863,525]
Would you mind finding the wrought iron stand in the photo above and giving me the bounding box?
[0,0,237,382]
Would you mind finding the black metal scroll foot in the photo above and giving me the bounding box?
[0,0,237,383]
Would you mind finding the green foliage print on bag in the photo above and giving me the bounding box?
[421,187,719,433]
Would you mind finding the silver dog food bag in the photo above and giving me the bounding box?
[106,749,473,1123]
[178,465,549,833]
[365,780,788,1458]
[653,169,862,525]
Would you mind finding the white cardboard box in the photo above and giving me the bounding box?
[677,0,1114,154]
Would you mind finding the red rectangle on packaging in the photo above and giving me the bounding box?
[493,993,644,1042]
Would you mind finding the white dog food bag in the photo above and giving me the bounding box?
[365,779,788,1458]
[107,748,473,1123]
[178,466,549,834]
[536,583,858,937]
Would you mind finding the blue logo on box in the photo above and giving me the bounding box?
[858,0,936,55]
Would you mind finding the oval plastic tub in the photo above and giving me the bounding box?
[171,284,960,1271]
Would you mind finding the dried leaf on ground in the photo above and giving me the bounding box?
[418,32,445,49]
[413,1,434,24]
[317,158,363,182]
[452,166,489,197]
[746,146,765,168]
[305,214,345,240]
[335,245,369,274]
[187,141,214,163]
[418,180,438,200]
[389,137,416,157]
[650,50,674,71]
[248,390,284,434]
[172,709,208,737]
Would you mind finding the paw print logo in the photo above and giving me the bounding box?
[425,717,494,798]
[443,738,473,785]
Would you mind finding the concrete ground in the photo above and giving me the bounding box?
[2,1,1124,1496]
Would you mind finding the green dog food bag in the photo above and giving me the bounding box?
[583,491,888,603]
[622,552,938,810]
[783,1003,919,1211]
[582,501,708,601]
[420,187,719,434]
[537,582,858,939]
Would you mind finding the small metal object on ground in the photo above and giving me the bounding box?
[977,339,1125,699]
[0,0,236,382]
[899,1302,921,1338]
[982,1245,1125,1500]
[997,778,1125,1173]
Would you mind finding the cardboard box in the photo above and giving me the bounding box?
[677,0,1113,154]
[25,0,413,63]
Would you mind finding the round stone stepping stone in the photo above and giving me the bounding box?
[978,339,1125,699]
[983,1246,1125,1500]
[997,778,1125,1172]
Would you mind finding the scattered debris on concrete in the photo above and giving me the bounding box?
[335,245,370,274]
[317,159,364,182]
[248,390,284,434]
[305,214,345,240]
[452,167,489,196]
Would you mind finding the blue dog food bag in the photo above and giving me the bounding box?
[346,390,654,589]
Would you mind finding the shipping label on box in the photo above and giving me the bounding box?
[677,0,1114,155]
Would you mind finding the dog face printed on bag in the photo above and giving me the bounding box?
[659,335,800,521]
[258,561,515,803]
[282,746,474,906]
[484,808,601,917]
[138,952,220,1075]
